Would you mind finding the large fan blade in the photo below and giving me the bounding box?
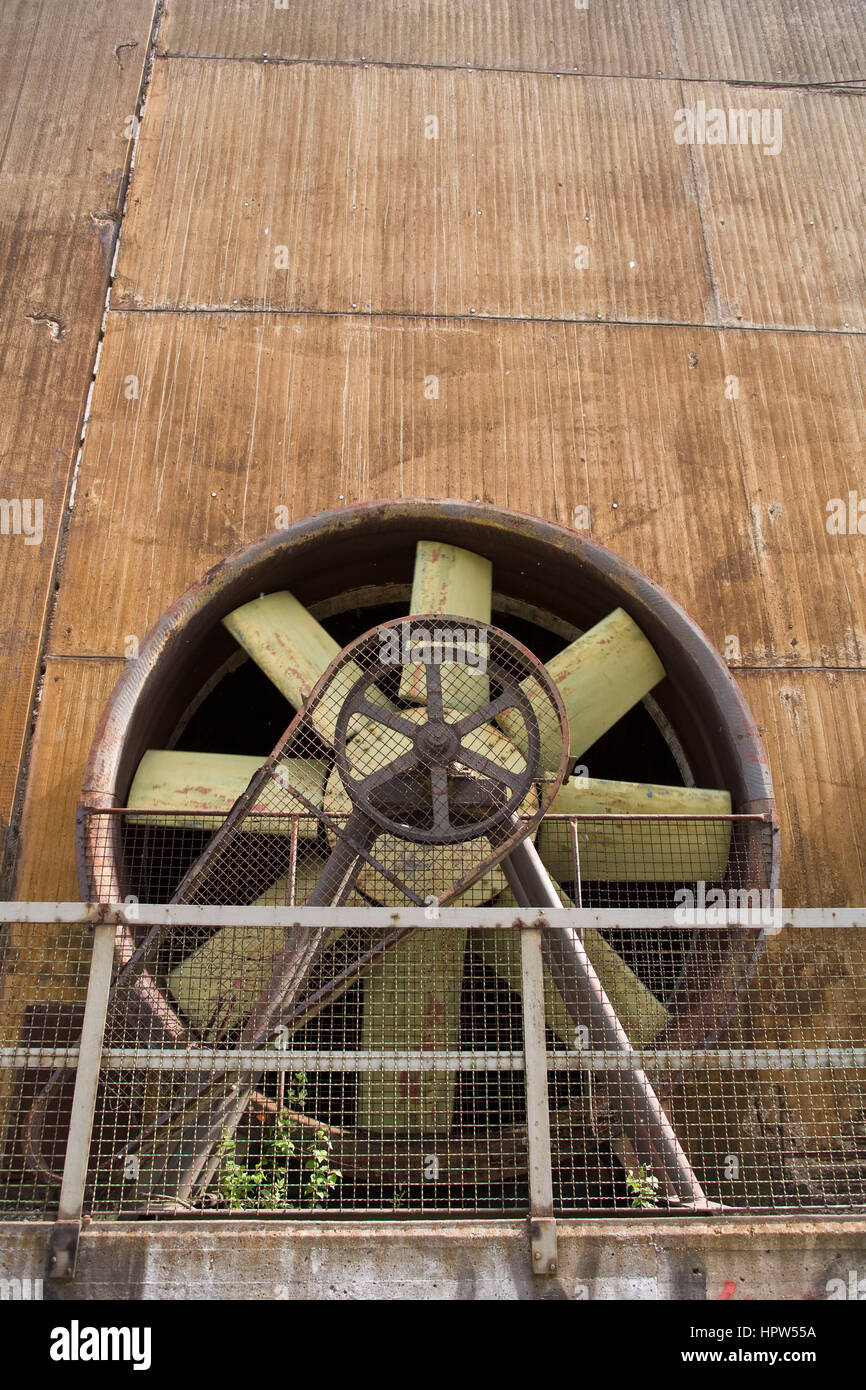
[127,749,327,835]
[481,881,668,1046]
[538,776,732,881]
[222,591,391,744]
[406,538,492,624]
[550,609,665,758]
[167,858,364,1039]
[499,608,664,769]
[223,591,341,707]
[357,930,467,1137]
[400,539,492,711]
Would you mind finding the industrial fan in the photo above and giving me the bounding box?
[50,537,746,1212]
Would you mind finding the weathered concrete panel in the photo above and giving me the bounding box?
[46,316,866,672]
[113,63,712,323]
[0,0,155,876]
[159,0,865,85]
[0,1219,863,1300]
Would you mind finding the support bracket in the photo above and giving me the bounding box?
[47,1220,81,1280]
[528,1216,558,1275]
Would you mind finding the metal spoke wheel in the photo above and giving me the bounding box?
[333,619,544,844]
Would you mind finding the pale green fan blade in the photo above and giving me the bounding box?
[127,749,327,835]
[223,591,340,706]
[400,539,492,711]
[406,538,492,623]
[356,929,467,1137]
[222,590,391,744]
[499,608,665,770]
[539,776,732,881]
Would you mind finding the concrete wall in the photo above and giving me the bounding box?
[1,1218,865,1301]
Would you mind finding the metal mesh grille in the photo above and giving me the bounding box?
[546,927,866,1213]
[0,923,92,1218]
[4,810,865,1217]
[80,920,530,1216]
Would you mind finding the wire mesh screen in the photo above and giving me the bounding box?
[545,925,866,1213]
[0,922,93,1218]
[69,809,534,1214]
[78,918,529,1216]
[4,808,866,1217]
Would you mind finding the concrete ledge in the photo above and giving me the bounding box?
[1,1217,865,1300]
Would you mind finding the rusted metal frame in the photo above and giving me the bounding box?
[502,831,712,1209]
[333,633,544,845]
[519,923,558,1274]
[47,919,116,1279]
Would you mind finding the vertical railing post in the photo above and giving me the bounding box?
[519,924,557,1275]
[47,917,116,1279]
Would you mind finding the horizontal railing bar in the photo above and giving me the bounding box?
[0,903,863,928]
[82,808,770,821]
[3,1046,864,1072]
[543,812,770,821]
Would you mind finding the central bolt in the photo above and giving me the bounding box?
[415,719,459,765]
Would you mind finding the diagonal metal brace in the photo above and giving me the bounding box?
[503,831,710,1209]
[149,811,380,1204]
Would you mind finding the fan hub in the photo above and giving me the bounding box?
[414,718,460,766]
[331,615,566,847]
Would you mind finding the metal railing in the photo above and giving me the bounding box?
[1,810,865,1276]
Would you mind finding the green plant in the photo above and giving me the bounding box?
[287,1071,308,1110]
[215,1091,342,1211]
[216,1114,296,1210]
[625,1164,660,1209]
[304,1127,342,1208]
[215,1134,257,1209]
